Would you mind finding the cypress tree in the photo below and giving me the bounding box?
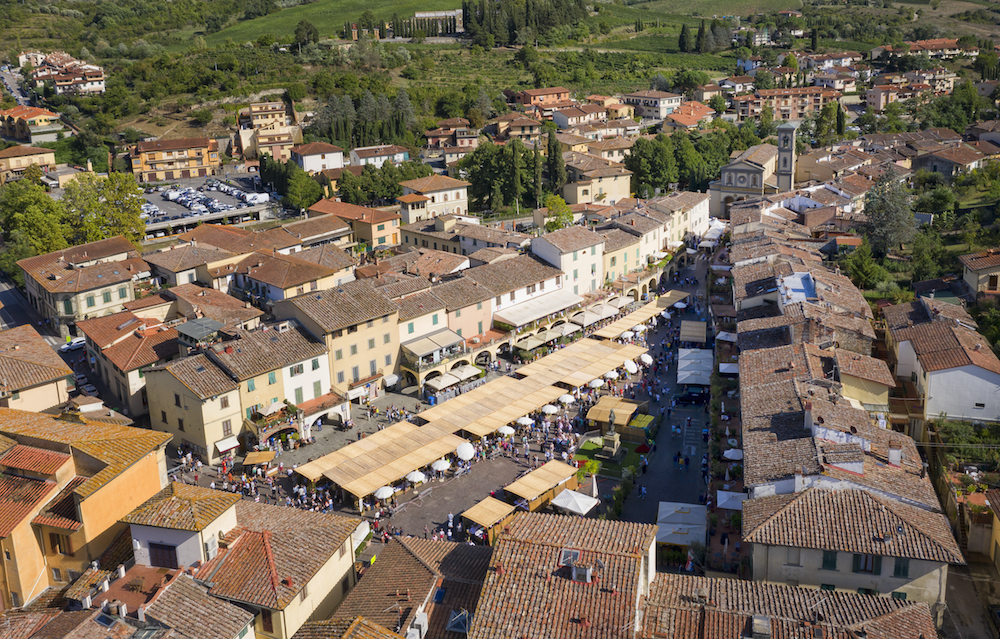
[679,24,690,52]
[696,20,707,53]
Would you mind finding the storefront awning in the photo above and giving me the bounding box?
[494,288,584,327]
[453,364,481,381]
[425,373,462,392]
[556,323,581,336]
[402,328,465,358]
[215,436,240,453]
[346,386,368,400]
[384,374,400,386]
[514,335,545,351]
[570,310,601,327]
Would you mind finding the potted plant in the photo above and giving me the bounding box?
[708,513,718,536]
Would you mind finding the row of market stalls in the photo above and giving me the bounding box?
[511,295,635,354]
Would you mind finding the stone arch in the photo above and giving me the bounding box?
[424,370,443,380]
[403,371,418,387]
[475,350,493,366]
[451,360,470,369]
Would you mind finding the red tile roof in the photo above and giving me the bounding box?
[0,474,56,537]
[958,248,1000,271]
[0,444,70,475]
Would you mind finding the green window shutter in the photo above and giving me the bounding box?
[894,558,909,578]
[872,555,882,576]
[294,387,303,404]
[822,551,837,571]
[313,381,322,398]
[246,407,253,419]
[247,379,255,391]
[891,592,907,600]
[852,554,861,573]
[268,372,276,385]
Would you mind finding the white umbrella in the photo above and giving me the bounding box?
[661,311,672,319]
[559,394,575,404]
[623,360,639,375]
[456,442,475,461]
[541,404,559,415]
[589,379,605,389]
[498,425,516,436]
[604,370,619,380]
[406,470,426,483]
[516,416,534,426]
[639,353,653,365]
[431,459,451,472]
[374,486,394,500]
[674,301,688,309]
[632,324,647,333]
[620,331,635,340]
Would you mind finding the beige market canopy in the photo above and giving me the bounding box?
[402,328,464,358]
[659,289,690,308]
[504,460,578,503]
[586,396,641,427]
[463,496,516,529]
[680,320,707,343]
[593,296,682,340]
[514,339,646,390]
[425,373,462,392]
[242,451,276,466]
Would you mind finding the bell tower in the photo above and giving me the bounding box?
[776,121,797,192]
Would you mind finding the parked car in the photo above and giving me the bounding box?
[61,337,86,352]
[674,388,708,405]
[80,384,99,396]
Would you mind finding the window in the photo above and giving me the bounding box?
[222,420,232,436]
[311,281,318,291]
[820,584,836,591]
[383,315,389,324]
[573,250,579,261]
[611,256,617,267]
[591,246,596,255]
[370,359,377,375]
[368,338,376,350]
[350,344,358,356]
[378,236,386,245]
[294,387,303,404]
[478,321,483,334]
[313,381,322,399]
[495,296,501,306]
[334,348,343,361]
[246,407,254,419]
[49,532,73,556]
[86,295,95,308]
[852,554,880,575]
[118,287,128,299]
[822,551,837,571]
[290,363,304,377]
[351,366,360,381]
[52,568,61,582]
[477,302,482,311]
[385,354,392,366]
[591,264,596,275]
[893,557,910,579]
[383,333,391,344]
[247,379,256,392]
[174,393,181,407]
[312,358,320,371]
[178,418,184,431]
[220,396,230,409]
[63,299,73,314]
[573,269,578,281]
[456,308,462,318]
[891,592,907,600]
[857,588,877,596]
[102,291,112,304]
[432,314,439,326]
[10,592,20,607]
[407,322,415,334]
[268,372,277,385]
[367,320,374,329]
[300,583,309,602]
[161,411,167,423]
[786,547,800,566]
[337,371,345,384]
[377,224,385,231]
[261,609,273,633]
[976,403,986,409]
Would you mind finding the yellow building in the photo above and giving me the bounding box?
[561,151,633,206]
[0,145,56,182]
[232,249,352,307]
[272,279,399,399]
[19,236,150,339]
[0,409,170,609]
[307,200,401,251]
[597,228,641,284]
[0,325,72,412]
[243,101,290,128]
[130,137,222,182]
[834,347,895,408]
[122,484,363,639]
[0,105,63,142]
[145,354,244,466]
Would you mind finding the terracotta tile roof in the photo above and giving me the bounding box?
[307,199,401,224]
[464,255,563,296]
[262,215,352,245]
[0,444,69,475]
[0,408,171,499]
[19,253,149,295]
[834,348,896,387]
[467,247,519,264]
[0,474,56,537]
[176,224,259,254]
[293,617,404,639]
[469,512,657,639]
[562,151,632,179]
[0,145,53,159]
[78,313,179,372]
[430,276,496,310]
[31,475,86,531]
[352,145,409,159]
[410,249,469,278]
[536,226,605,253]
[396,290,447,321]
[293,243,356,272]
[236,249,339,289]
[731,143,778,168]
[377,276,434,299]
[641,574,937,639]
[292,142,344,156]
[398,174,470,193]
[336,538,492,638]
[135,137,213,153]
[598,228,640,253]
[276,279,398,333]
[0,325,71,394]
[124,292,174,312]
[142,244,237,273]
[121,483,239,531]
[168,283,264,329]
[154,354,237,400]
[145,572,255,639]
[197,500,360,610]
[893,321,1000,375]
[206,321,326,381]
[958,248,1000,271]
[624,89,680,99]
[743,488,963,563]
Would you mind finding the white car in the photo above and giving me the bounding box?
[80,384,99,396]
[61,337,86,352]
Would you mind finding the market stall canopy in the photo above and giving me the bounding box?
[535,328,562,344]
[593,299,669,340]
[541,404,559,415]
[619,331,634,340]
[639,353,653,365]
[716,490,747,511]
[656,501,708,547]
[570,310,601,327]
[494,288,584,327]
[425,373,462,392]
[504,460,577,503]
[514,335,545,352]
[716,331,737,343]
[431,459,451,471]
[610,296,632,309]
[623,360,638,375]
[555,323,581,337]
[463,496,516,529]
[402,328,464,358]
[678,348,713,370]
[215,436,240,453]
[516,416,535,426]
[590,303,619,320]
[243,451,275,466]
[452,364,481,382]
[679,320,707,343]
[677,370,713,386]
[559,394,575,404]
[374,486,394,500]
[456,442,475,461]
[406,470,426,483]
[498,425,516,435]
[722,449,744,461]
[551,489,599,516]
[719,363,739,375]
[586,396,641,427]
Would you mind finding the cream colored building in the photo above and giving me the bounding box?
[959,250,1000,295]
[0,410,170,609]
[232,249,352,307]
[561,151,632,206]
[597,228,641,284]
[0,145,56,182]
[19,236,150,338]
[397,174,471,223]
[145,354,244,465]
[272,279,399,399]
[0,324,71,412]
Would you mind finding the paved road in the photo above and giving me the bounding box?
[0,68,29,105]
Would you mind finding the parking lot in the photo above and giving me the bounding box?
[142,177,276,239]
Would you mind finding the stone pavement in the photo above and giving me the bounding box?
[942,557,997,639]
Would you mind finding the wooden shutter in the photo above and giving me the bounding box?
[852,554,861,573]
[872,555,882,576]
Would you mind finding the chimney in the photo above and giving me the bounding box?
[101,579,110,592]
[117,565,126,579]
[137,607,145,622]
[82,595,92,609]
[803,401,813,432]
[118,602,127,617]
[793,468,804,493]
[888,442,902,466]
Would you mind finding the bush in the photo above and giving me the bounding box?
[190,108,213,125]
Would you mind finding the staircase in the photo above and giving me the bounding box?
[957,501,970,556]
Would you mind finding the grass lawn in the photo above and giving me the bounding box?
[205,0,460,46]
[574,438,643,479]
[607,0,800,18]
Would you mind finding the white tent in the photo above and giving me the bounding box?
[656,502,707,547]
[716,331,737,343]
[716,490,747,511]
[722,449,744,461]
[677,370,713,386]
[677,349,713,386]
[718,363,739,375]
[550,489,600,516]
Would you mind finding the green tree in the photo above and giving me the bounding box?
[533,148,544,209]
[708,95,727,115]
[785,53,799,71]
[758,105,776,138]
[294,20,320,45]
[544,195,573,231]
[21,164,43,185]
[841,239,888,289]
[679,24,692,52]
[696,20,707,54]
[862,167,914,258]
[811,29,819,52]
[63,173,146,246]
[285,169,323,210]
[910,230,945,282]
[836,103,847,137]
[0,230,38,287]
[546,132,567,192]
[0,181,69,257]
[190,108,214,126]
